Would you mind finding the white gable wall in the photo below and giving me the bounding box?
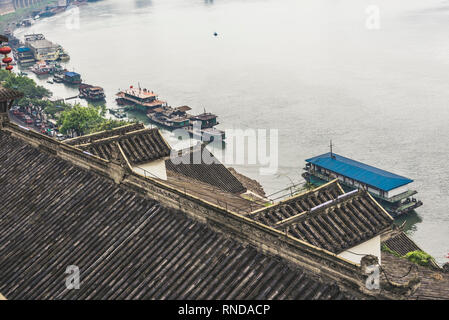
[132,159,167,181]
[337,235,381,265]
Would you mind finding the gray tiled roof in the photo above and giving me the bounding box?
[78,128,171,165]
[280,190,393,253]
[64,123,145,146]
[0,130,356,300]
[0,86,23,101]
[249,180,344,225]
[165,144,246,194]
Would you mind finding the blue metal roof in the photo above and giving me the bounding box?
[17,47,31,53]
[305,153,413,191]
[65,72,80,77]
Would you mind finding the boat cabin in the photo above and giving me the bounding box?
[303,152,423,217]
[191,112,218,129]
[64,72,82,84]
[173,105,191,116]
[123,88,157,103]
[169,117,190,128]
[79,84,105,101]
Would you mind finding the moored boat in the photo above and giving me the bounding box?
[116,86,165,112]
[53,71,82,85]
[146,105,191,130]
[30,60,54,75]
[302,146,423,218]
[79,83,106,101]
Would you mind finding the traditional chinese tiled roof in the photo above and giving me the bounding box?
[63,123,145,146]
[382,232,422,257]
[165,170,262,214]
[0,130,357,300]
[165,144,246,194]
[78,128,171,165]
[249,180,394,254]
[276,190,394,254]
[248,180,344,225]
[0,86,23,102]
[306,153,413,191]
[381,252,449,300]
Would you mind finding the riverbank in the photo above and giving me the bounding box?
[0,69,132,138]
[0,0,59,33]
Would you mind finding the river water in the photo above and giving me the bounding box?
[14,0,449,264]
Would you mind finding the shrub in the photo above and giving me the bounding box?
[404,250,433,267]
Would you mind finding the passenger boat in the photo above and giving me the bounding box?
[190,112,220,128]
[146,106,191,130]
[63,71,82,85]
[79,84,106,101]
[302,145,423,218]
[30,60,53,75]
[53,71,82,85]
[186,112,225,141]
[116,86,165,112]
[186,125,226,142]
[147,104,225,140]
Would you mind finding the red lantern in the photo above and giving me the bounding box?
[0,46,13,72]
[0,46,11,55]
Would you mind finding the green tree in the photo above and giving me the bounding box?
[0,70,51,99]
[59,104,104,136]
[88,119,132,134]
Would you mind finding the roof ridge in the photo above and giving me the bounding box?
[274,189,364,228]
[248,179,342,217]
[77,127,164,147]
[63,123,145,145]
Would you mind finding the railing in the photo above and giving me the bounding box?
[134,165,265,215]
[134,164,314,216]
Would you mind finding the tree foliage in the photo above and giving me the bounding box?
[59,104,133,136]
[88,119,131,134]
[404,251,433,267]
[0,70,134,137]
[59,104,104,136]
[0,70,51,99]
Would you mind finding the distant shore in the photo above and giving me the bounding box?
[0,0,59,34]
[0,0,92,35]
